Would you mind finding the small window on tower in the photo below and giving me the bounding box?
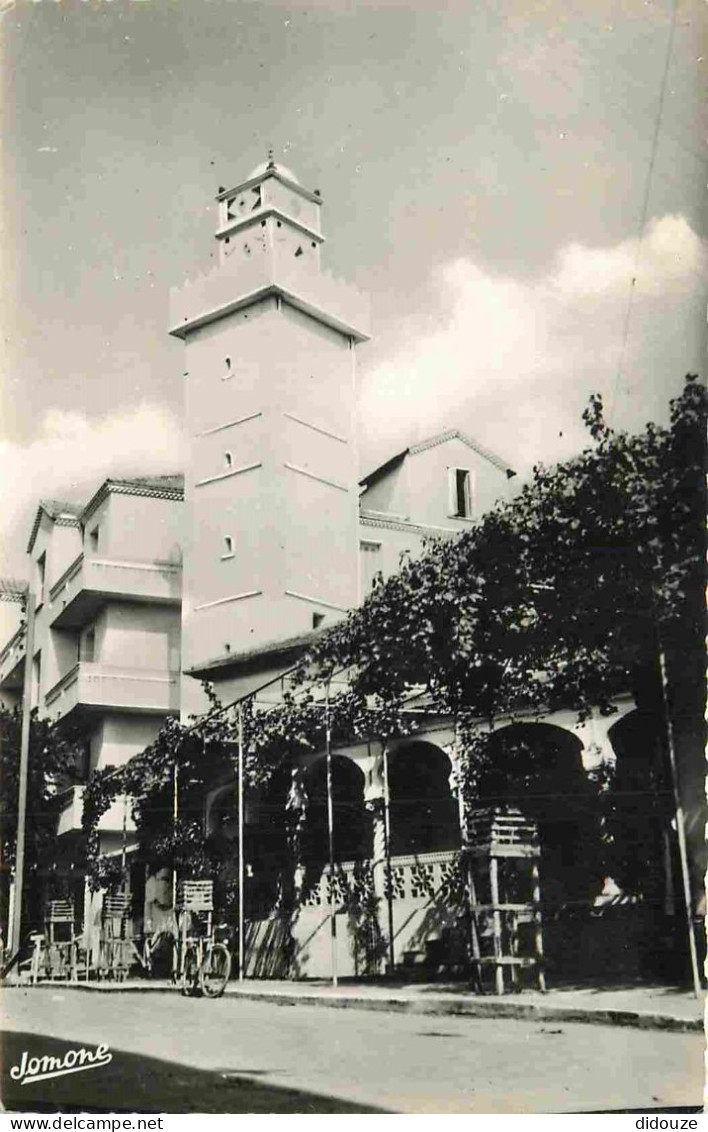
[448,468,473,519]
[225,452,233,469]
[294,246,303,258]
[222,536,234,559]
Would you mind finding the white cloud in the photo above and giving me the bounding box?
[0,404,185,580]
[358,214,707,474]
[553,215,705,298]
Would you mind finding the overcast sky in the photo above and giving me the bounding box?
[1,0,706,603]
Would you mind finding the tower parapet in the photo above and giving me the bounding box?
[170,160,369,343]
[173,158,371,696]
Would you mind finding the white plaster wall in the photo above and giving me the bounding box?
[98,494,183,565]
[99,603,180,671]
[49,524,82,587]
[360,462,407,517]
[182,296,359,672]
[91,713,165,771]
[406,438,511,528]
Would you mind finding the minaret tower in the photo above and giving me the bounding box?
[170,156,370,686]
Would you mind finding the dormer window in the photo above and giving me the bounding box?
[448,467,473,519]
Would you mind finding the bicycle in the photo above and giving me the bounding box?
[180,924,232,998]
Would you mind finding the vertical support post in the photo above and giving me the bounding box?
[531,861,546,993]
[171,763,179,909]
[658,646,701,997]
[489,855,504,996]
[121,795,128,878]
[382,745,395,974]
[11,590,35,959]
[172,762,179,982]
[456,787,482,991]
[325,685,337,987]
[238,705,245,982]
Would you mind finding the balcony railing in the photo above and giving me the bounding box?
[56,784,136,837]
[45,662,180,718]
[49,554,182,628]
[0,625,26,690]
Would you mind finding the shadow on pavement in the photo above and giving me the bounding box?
[1,1031,389,1114]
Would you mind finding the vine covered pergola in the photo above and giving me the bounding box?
[76,377,705,990]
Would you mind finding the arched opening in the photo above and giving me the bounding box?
[606,709,671,902]
[477,723,600,907]
[207,761,294,920]
[604,709,687,982]
[387,741,460,857]
[301,755,367,865]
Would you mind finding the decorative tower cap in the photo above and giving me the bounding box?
[247,155,300,185]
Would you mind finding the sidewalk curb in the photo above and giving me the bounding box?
[15,981,702,1033]
[222,989,702,1033]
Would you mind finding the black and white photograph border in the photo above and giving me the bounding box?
[0,0,705,1118]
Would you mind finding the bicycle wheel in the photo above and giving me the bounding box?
[199,942,231,998]
[181,944,200,996]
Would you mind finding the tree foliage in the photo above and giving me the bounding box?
[0,705,85,879]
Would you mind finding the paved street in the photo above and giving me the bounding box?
[1,987,703,1114]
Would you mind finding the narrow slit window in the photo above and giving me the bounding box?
[225,452,233,469]
[294,246,303,258]
[223,536,233,557]
[448,468,473,519]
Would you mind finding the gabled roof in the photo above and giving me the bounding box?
[359,428,515,489]
[27,499,83,553]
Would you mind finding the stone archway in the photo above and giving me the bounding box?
[300,754,368,866]
[478,722,600,908]
[387,740,461,857]
[606,709,671,903]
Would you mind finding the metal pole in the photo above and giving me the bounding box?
[382,745,395,974]
[11,591,36,958]
[657,646,701,997]
[171,762,179,910]
[171,761,179,982]
[325,686,337,987]
[121,795,128,878]
[238,705,245,982]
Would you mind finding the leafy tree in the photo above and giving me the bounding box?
[301,375,706,896]
[0,705,85,936]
